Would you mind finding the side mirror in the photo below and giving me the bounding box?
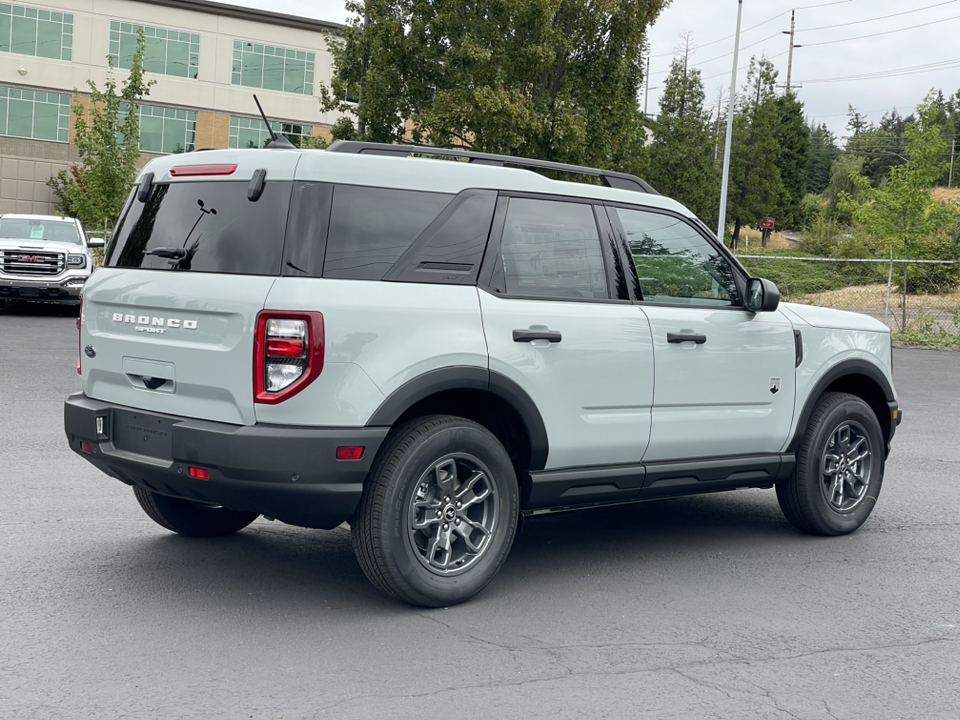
[87,237,105,249]
[746,278,780,313]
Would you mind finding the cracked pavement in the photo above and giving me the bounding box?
[1,305,958,719]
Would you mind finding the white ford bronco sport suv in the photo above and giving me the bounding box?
[0,214,103,307]
[64,141,901,607]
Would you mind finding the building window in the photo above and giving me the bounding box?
[0,86,70,142]
[0,3,73,61]
[109,21,199,79]
[232,40,314,95]
[124,105,196,154]
[229,116,311,148]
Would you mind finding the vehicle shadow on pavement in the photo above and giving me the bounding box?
[87,489,801,613]
[0,301,78,317]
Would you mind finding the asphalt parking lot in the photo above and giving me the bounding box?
[1,302,958,720]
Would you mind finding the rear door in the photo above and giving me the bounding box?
[478,195,654,470]
[80,153,298,425]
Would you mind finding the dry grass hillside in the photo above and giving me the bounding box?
[932,187,960,207]
[736,227,793,250]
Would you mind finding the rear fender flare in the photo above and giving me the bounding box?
[365,366,549,471]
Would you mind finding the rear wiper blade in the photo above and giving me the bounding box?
[145,247,187,260]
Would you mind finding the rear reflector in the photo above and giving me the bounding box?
[336,446,365,461]
[80,441,92,454]
[188,467,211,479]
[170,164,238,177]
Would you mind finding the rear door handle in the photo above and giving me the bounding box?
[667,332,707,345]
[513,329,562,343]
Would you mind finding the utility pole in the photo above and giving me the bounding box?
[781,10,802,93]
[357,2,369,136]
[643,53,651,120]
[717,0,744,243]
[950,138,957,187]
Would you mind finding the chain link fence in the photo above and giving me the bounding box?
[736,255,960,336]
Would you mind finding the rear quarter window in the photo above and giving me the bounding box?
[323,185,453,280]
[106,180,292,275]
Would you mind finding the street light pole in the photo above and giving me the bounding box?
[716,0,744,243]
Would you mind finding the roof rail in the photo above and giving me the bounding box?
[325,140,659,195]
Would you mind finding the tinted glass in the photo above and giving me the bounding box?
[1,3,72,60]
[0,86,70,142]
[324,185,453,280]
[500,198,608,299]
[387,189,496,285]
[110,21,199,79]
[0,217,80,244]
[615,208,740,306]
[106,180,291,275]
[231,40,315,95]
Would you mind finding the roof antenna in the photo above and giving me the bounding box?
[253,94,296,149]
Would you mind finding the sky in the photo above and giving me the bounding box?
[227,0,960,142]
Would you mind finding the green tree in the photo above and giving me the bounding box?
[841,95,960,294]
[47,28,154,231]
[806,122,840,196]
[320,0,668,168]
[646,52,719,225]
[726,57,783,247]
[775,91,810,229]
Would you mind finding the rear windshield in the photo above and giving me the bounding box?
[106,180,292,275]
[0,218,81,244]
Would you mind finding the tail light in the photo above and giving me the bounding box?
[77,295,83,375]
[254,311,324,404]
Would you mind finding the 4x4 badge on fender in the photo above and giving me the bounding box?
[770,377,782,395]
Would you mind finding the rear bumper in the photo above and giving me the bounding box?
[64,393,388,529]
[0,274,86,302]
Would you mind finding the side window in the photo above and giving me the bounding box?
[324,185,453,280]
[500,198,608,299]
[614,208,740,306]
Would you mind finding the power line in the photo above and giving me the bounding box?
[797,0,957,32]
[801,13,960,47]
[650,32,782,75]
[649,0,856,58]
[799,57,960,84]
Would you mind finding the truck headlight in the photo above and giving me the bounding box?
[67,254,86,268]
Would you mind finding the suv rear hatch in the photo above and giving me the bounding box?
[79,150,301,425]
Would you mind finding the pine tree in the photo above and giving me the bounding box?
[646,51,719,225]
[775,91,810,229]
[806,123,839,196]
[726,57,783,247]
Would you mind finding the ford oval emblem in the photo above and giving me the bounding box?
[84,345,96,358]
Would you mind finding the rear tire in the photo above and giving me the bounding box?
[777,392,884,536]
[133,487,259,537]
[352,415,520,607]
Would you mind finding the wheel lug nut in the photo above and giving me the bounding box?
[444,496,450,503]
[435,510,442,518]
[443,523,449,530]
[456,501,462,508]
[455,518,461,526]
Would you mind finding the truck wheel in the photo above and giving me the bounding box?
[777,392,884,536]
[133,487,259,537]
[352,415,520,607]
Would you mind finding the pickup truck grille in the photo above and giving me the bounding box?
[0,249,65,276]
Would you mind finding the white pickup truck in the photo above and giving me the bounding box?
[0,214,103,308]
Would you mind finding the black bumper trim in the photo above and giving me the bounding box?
[64,393,388,529]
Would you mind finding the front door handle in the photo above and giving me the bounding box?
[513,329,562,343]
[667,332,707,345]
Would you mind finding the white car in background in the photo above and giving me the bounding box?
[0,214,104,308]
